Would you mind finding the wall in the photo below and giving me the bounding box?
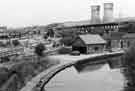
[87,44,105,54]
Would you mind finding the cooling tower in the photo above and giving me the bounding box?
[103,3,114,22]
[91,5,101,23]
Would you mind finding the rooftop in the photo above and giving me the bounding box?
[79,34,106,45]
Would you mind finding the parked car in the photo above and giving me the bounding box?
[70,51,80,56]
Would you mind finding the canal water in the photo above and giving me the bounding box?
[45,63,125,91]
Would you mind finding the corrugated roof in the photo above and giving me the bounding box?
[79,34,106,45]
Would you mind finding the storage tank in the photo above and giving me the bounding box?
[103,3,114,22]
[91,5,101,23]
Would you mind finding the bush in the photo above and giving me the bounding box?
[0,41,6,47]
[57,47,72,54]
[60,37,74,46]
[122,46,135,90]
[34,43,46,57]
[12,39,20,46]
[1,57,10,63]
[0,55,59,91]
[43,34,48,39]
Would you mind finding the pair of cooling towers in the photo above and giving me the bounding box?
[91,3,114,23]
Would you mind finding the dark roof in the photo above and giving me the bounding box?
[122,33,135,39]
[79,34,106,45]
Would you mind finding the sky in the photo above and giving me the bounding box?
[0,0,135,27]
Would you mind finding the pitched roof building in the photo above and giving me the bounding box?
[72,34,106,54]
[79,34,106,45]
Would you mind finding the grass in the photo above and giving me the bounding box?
[0,55,59,91]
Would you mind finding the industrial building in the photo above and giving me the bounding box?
[55,3,135,35]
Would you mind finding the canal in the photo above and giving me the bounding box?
[45,63,125,91]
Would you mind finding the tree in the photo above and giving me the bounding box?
[57,47,72,54]
[34,43,46,57]
[0,41,6,47]
[122,46,135,91]
[46,29,54,37]
[12,40,20,46]
[43,34,48,40]
[60,36,77,46]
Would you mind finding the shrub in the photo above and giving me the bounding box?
[60,37,74,46]
[43,34,48,39]
[34,43,46,57]
[122,46,135,90]
[0,41,6,47]
[57,47,72,54]
[12,39,20,46]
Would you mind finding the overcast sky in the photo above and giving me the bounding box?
[0,0,135,27]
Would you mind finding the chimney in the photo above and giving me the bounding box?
[103,3,114,22]
[91,5,101,23]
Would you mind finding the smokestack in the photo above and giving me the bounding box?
[103,3,114,22]
[91,5,101,23]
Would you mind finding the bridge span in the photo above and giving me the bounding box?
[20,50,125,91]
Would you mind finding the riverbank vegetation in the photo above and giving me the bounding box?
[121,46,135,91]
[0,56,59,91]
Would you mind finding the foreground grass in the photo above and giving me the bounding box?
[0,55,59,91]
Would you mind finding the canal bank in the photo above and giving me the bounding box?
[46,64,124,91]
[20,51,125,91]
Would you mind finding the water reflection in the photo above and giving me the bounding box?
[46,63,125,91]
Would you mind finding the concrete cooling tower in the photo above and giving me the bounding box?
[103,3,114,22]
[91,5,101,23]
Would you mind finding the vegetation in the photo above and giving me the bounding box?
[43,34,48,39]
[12,39,20,46]
[46,29,55,37]
[45,23,61,37]
[59,30,78,46]
[34,43,46,57]
[59,35,77,46]
[0,41,6,47]
[57,47,72,54]
[0,56,59,91]
[121,46,135,91]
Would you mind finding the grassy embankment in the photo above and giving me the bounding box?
[0,55,59,91]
